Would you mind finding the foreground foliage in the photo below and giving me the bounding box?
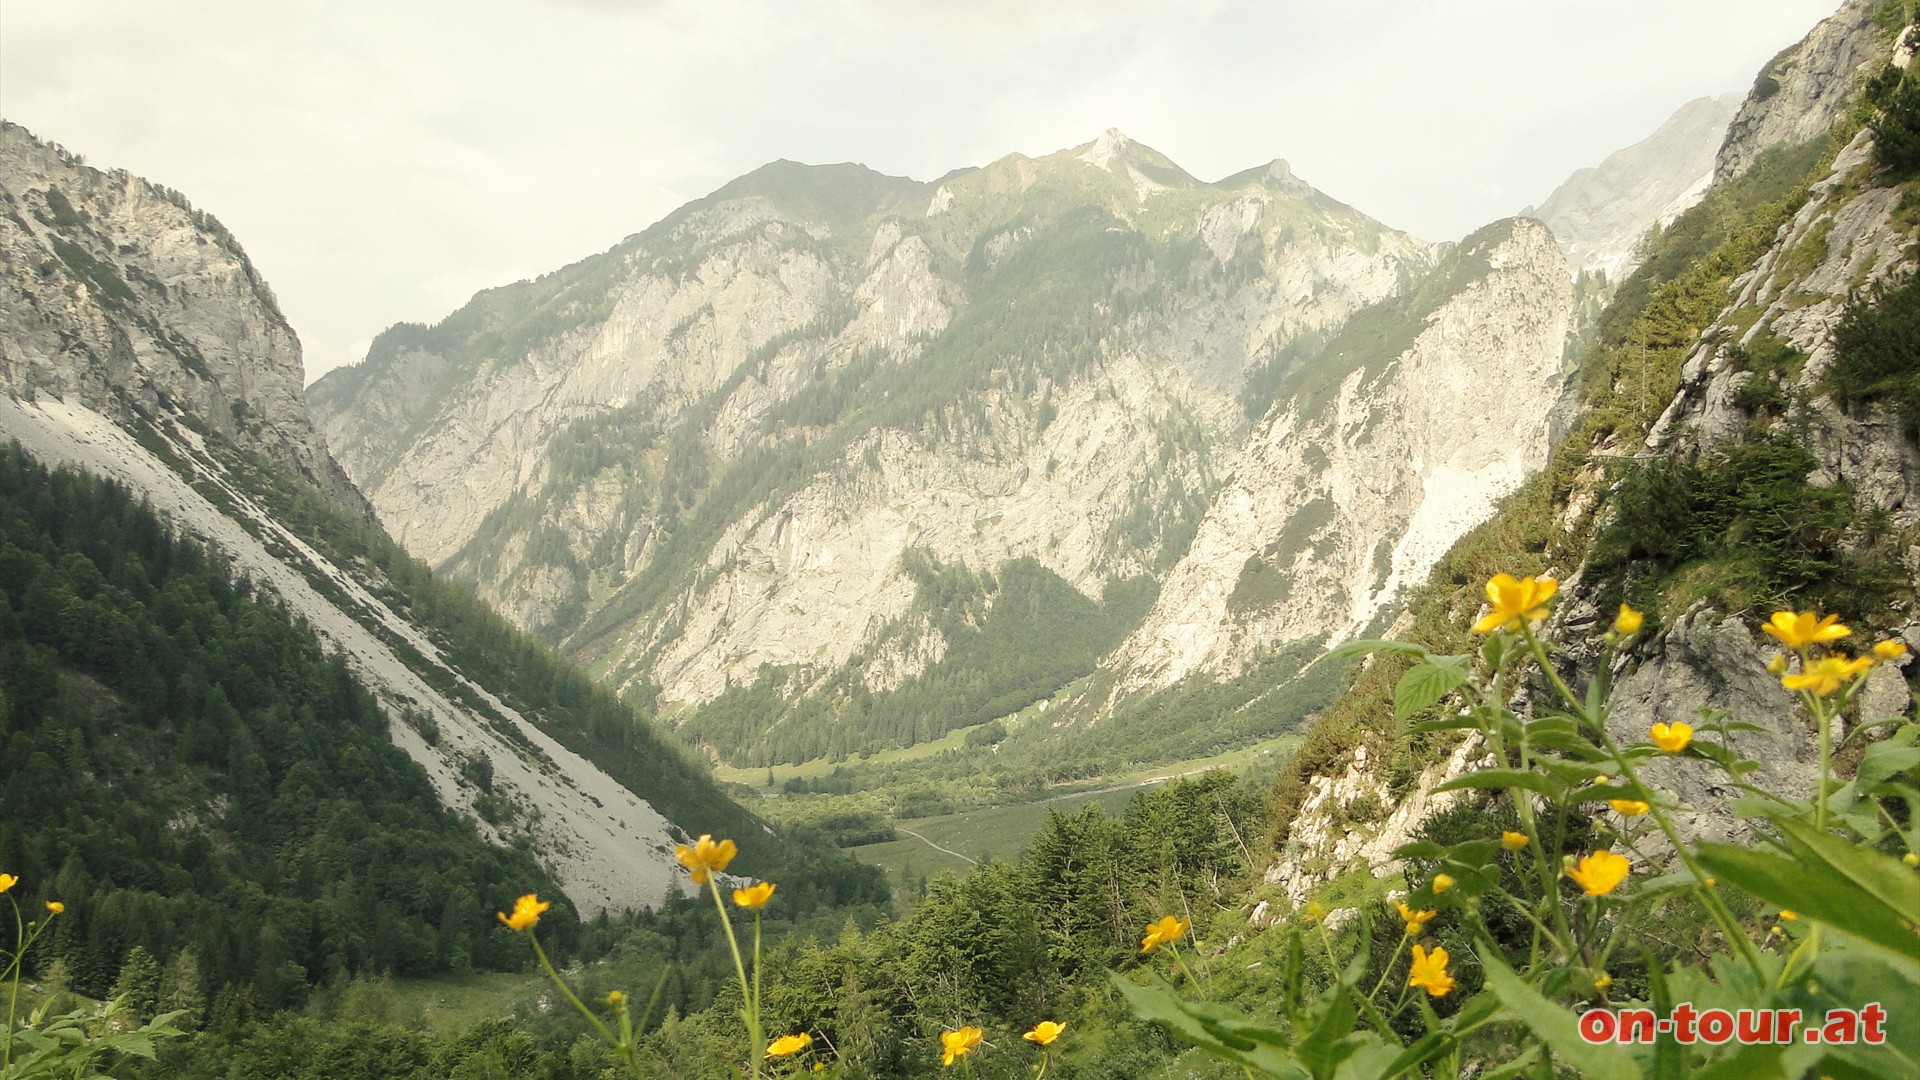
[1114,580,1920,1078]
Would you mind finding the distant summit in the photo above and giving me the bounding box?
[1527,93,1743,280]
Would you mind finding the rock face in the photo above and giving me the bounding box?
[312,131,1470,730]
[0,123,731,915]
[1109,219,1574,690]
[1716,0,1893,182]
[1531,94,1743,281]
[0,122,366,515]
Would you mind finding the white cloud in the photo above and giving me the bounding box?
[0,0,1841,383]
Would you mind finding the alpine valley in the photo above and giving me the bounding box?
[3,0,1919,1075]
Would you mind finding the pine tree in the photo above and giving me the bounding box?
[110,945,162,1020]
[158,949,206,1030]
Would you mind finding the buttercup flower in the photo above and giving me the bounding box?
[734,881,776,909]
[1762,610,1851,649]
[1905,852,1919,867]
[1782,654,1874,697]
[675,834,738,885]
[1024,1020,1066,1046]
[1501,831,1529,851]
[44,900,63,915]
[1779,910,1798,922]
[1767,653,1789,676]
[1875,639,1908,660]
[1140,915,1190,953]
[497,893,550,931]
[1609,799,1651,816]
[0,874,15,894]
[1300,901,1329,925]
[1431,873,1456,894]
[1649,721,1693,752]
[1594,972,1613,993]
[1567,851,1631,896]
[768,1033,814,1058]
[1613,605,1644,636]
[606,990,626,1006]
[1408,945,1455,997]
[941,1027,982,1066]
[1397,900,1436,936]
[1472,574,1559,634]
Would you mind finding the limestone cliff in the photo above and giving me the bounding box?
[0,122,366,515]
[1109,218,1574,691]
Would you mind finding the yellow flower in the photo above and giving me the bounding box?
[1023,1020,1066,1046]
[941,1027,982,1066]
[1613,604,1644,636]
[1300,901,1329,925]
[1875,639,1908,660]
[1649,721,1692,752]
[1767,653,1788,676]
[1762,610,1851,649]
[768,1033,814,1058]
[734,882,776,909]
[1396,901,1436,936]
[496,893,550,931]
[1782,654,1875,697]
[1567,851,1631,896]
[1140,915,1190,953]
[0,874,15,894]
[606,990,626,1006]
[1594,972,1613,993]
[1471,574,1558,634]
[674,835,738,885]
[1408,944,1455,997]
[1779,910,1798,921]
[44,901,63,915]
[1501,831,1529,851]
[814,1064,826,1073]
[1905,852,1919,867]
[1609,799,1650,816]
[1592,775,1611,786]
[1431,873,1456,894]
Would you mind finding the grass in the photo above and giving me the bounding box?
[384,971,548,1033]
[710,719,998,787]
[850,787,1142,888]
[832,731,1305,890]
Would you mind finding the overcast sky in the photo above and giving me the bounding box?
[2,0,1839,385]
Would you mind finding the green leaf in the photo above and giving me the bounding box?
[1430,769,1560,799]
[1395,658,1471,726]
[1110,973,1310,1079]
[1775,817,1920,927]
[1694,843,1920,963]
[1479,951,1641,1080]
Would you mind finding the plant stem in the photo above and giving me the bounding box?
[708,878,764,1076]
[528,932,620,1047]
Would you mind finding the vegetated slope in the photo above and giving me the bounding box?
[0,122,878,918]
[0,445,561,1008]
[307,132,1440,763]
[1260,0,1920,908]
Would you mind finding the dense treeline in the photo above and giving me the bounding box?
[145,772,1264,1079]
[0,444,566,1010]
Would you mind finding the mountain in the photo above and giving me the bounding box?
[1529,93,1743,281]
[309,127,1589,771]
[0,122,856,935]
[1261,0,1920,907]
